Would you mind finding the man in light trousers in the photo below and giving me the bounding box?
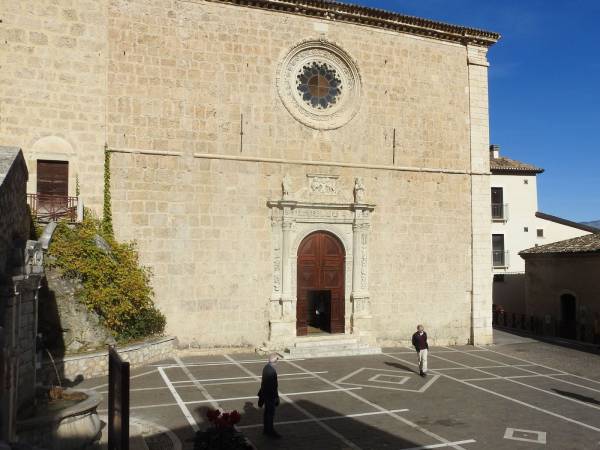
[411,324,429,377]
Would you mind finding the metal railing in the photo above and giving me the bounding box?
[27,193,78,223]
[492,250,509,268]
[491,203,508,221]
[492,310,599,344]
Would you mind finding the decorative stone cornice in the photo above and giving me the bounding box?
[206,0,501,47]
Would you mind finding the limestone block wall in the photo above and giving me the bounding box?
[38,336,177,383]
[112,153,474,347]
[2,0,497,348]
[467,45,493,345]
[0,0,108,208]
[524,256,600,326]
[0,149,30,277]
[0,147,37,441]
[105,0,472,171]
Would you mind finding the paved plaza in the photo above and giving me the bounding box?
[81,332,600,449]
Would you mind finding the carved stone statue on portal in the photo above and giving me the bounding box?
[354,177,366,203]
[282,174,292,200]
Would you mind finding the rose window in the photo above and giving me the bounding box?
[296,62,342,109]
[277,40,361,130]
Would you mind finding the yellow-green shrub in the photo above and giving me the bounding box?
[46,214,165,341]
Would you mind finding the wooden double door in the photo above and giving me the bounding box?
[297,231,345,336]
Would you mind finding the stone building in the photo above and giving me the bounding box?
[520,234,600,342]
[1,0,500,350]
[0,147,43,441]
[489,145,596,314]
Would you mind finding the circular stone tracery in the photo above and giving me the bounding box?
[277,40,361,130]
[297,62,342,109]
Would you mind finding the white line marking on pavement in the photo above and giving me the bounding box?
[158,366,200,432]
[169,370,328,384]
[99,386,364,412]
[155,358,306,369]
[174,355,219,408]
[400,440,477,450]
[182,387,363,405]
[89,367,158,390]
[432,350,600,412]
[284,359,469,450]
[224,354,363,450]
[503,427,547,444]
[431,364,536,371]
[475,345,600,389]
[384,352,600,433]
[97,375,317,394]
[237,408,410,429]
[440,347,600,404]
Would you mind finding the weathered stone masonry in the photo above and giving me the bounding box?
[1,0,499,349]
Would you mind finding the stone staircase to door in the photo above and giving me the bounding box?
[283,334,381,359]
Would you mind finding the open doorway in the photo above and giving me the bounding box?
[560,293,577,340]
[296,231,345,336]
[307,290,331,334]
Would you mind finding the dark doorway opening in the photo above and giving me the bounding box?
[560,294,577,340]
[307,290,331,333]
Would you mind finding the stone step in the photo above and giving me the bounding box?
[284,340,381,359]
[286,346,381,359]
[294,337,359,348]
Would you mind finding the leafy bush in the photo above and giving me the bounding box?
[46,213,165,341]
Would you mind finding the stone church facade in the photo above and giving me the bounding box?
[1,0,499,348]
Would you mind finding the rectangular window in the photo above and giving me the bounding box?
[491,187,505,220]
[524,179,529,185]
[492,234,506,267]
[524,227,529,232]
[537,229,544,238]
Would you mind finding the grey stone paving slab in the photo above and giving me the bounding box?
[76,340,600,450]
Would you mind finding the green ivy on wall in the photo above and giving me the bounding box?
[102,143,113,237]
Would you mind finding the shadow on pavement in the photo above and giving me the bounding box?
[551,389,600,406]
[187,397,423,450]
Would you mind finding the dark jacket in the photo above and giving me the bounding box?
[412,331,429,352]
[258,363,279,402]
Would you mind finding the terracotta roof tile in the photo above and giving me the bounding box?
[520,233,600,256]
[490,156,544,174]
[209,0,501,47]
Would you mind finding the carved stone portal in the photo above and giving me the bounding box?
[267,176,375,347]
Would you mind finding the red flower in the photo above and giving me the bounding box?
[229,410,241,425]
[206,408,240,428]
[206,408,221,423]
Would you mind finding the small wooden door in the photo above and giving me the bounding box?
[37,160,69,197]
[297,232,345,336]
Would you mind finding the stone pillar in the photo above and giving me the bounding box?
[350,206,374,343]
[281,217,293,305]
[268,202,296,346]
[468,44,493,345]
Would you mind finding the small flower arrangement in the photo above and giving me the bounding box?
[194,409,251,450]
[206,409,242,429]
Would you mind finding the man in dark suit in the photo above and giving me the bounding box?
[258,354,281,438]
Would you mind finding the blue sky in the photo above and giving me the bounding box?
[355,0,600,222]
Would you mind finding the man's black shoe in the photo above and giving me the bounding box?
[419,371,425,377]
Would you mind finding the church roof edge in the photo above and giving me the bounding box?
[207,0,501,47]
